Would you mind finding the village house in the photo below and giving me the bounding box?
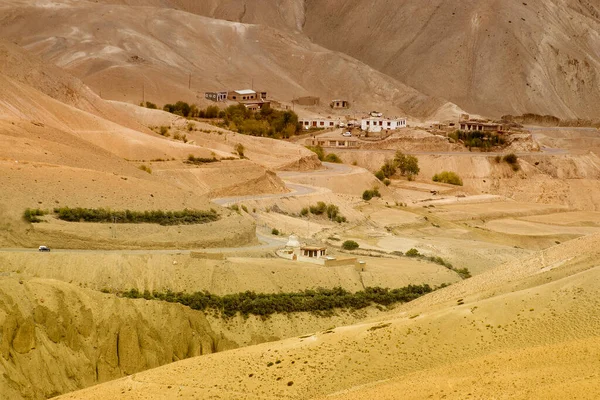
[205,91,228,102]
[299,118,340,129]
[242,100,271,110]
[293,96,320,106]
[276,235,365,271]
[459,120,505,132]
[227,89,268,101]
[361,117,407,133]
[305,136,359,148]
[330,99,350,109]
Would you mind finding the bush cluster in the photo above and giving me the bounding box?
[503,153,520,171]
[221,104,301,138]
[141,101,157,109]
[432,171,463,186]
[362,188,381,201]
[305,202,346,223]
[53,207,219,225]
[306,145,341,163]
[449,130,506,150]
[23,208,48,223]
[342,240,359,250]
[324,153,342,163]
[118,285,434,318]
[186,155,219,165]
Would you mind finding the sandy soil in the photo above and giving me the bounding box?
[56,234,600,399]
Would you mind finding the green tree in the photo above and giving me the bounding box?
[380,159,397,178]
[395,151,420,178]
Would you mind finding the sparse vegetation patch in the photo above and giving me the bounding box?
[404,248,471,279]
[306,201,347,223]
[118,285,435,318]
[362,188,381,201]
[23,208,49,223]
[52,207,219,225]
[432,171,463,186]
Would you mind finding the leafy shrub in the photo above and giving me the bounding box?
[380,159,397,178]
[228,205,240,214]
[52,207,219,225]
[374,170,385,181]
[326,204,340,220]
[241,205,248,213]
[23,208,48,223]
[143,101,157,109]
[138,165,152,174]
[117,285,434,318]
[405,248,420,257]
[383,179,391,186]
[324,153,342,163]
[306,145,325,161]
[271,228,280,236]
[503,153,518,164]
[159,126,170,137]
[432,171,463,186]
[362,188,381,201]
[163,101,191,117]
[235,143,245,158]
[173,132,182,140]
[455,268,472,279]
[342,240,359,250]
[306,202,346,223]
[494,155,502,163]
[502,153,520,171]
[309,201,327,215]
[186,155,219,164]
[205,105,220,119]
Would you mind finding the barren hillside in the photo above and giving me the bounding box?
[0,0,456,119]
[92,0,600,120]
[56,234,600,399]
[302,0,600,119]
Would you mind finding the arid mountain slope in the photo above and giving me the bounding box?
[0,0,455,119]
[0,40,147,132]
[95,0,600,119]
[302,0,600,119]
[57,234,600,399]
[98,0,306,32]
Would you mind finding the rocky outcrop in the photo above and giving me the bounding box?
[0,278,237,400]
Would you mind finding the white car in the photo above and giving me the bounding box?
[38,245,51,252]
[339,122,346,128]
[342,132,352,137]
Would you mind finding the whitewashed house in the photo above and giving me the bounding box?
[361,117,407,133]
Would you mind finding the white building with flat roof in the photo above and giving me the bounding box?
[299,118,341,129]
[361,117,406,133]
